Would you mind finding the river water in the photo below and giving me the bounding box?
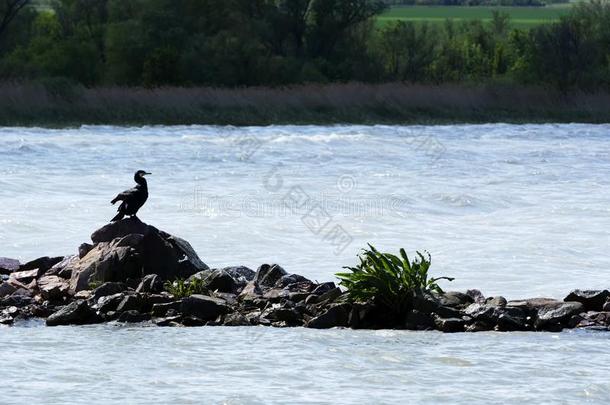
[1,124,609,403]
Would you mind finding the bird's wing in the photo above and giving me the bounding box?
[111,186,139,203]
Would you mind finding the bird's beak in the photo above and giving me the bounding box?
[144,172,152,176]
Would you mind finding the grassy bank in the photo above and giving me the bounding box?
[377,5,572,28]
[0,82,609,127]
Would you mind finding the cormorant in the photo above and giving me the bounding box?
[110,170,151,222]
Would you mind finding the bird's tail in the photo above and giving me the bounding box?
[111,212,125,222]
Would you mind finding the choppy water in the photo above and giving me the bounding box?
[1,124,610,403]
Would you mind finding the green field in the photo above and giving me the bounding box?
[378,5,572,28]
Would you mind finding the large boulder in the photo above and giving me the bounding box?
[534,301,584,330]
[37,276,70,300]
[564,290,610,312]
[0,258,20,274]
[46,300,100,326]
[67,219,209,293]
[20,256,63,273]
[254,264,287,288]
[180,294,229,321]
[189,269,237,293]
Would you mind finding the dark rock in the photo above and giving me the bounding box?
[46,300,100,326]
[0,282,17,298]
[434,316,465,333]
[405,310,436,330]
[486,296,507,308]
[263,288,290,302]
[37,276,70,300]
[465,321,493,332]
[152,301,182,317]
[304,294,319,305]
[20,256,63,273]
[564,290,610,312]
[136,274,163,294]
[265,306,302,325]
[306,303,350,329]
[223,312,251,326]
[212,292,237,306]
[70,220,209,292]
[274,274,311,289]
[0,257,20,274]
[436,291,474,308]
[9,268,43,284]
[254,264,287,288]
[496,312,528,331]
[78,243,93,259]
[603,300,610,312]
[288,292,310,303]
[117,310,151,323]
[466,289,485,303]
[189,269,237,293]
[238,281,263,302]
[535,301,584,330]
[220,266,255,285]
[413,293,461,318]
[311,282,336,295]
[180,295,229,320]
[96,293,125,313]
[116,294,144,313]
[92,282,128,300]
[181,316,207,327]
[155,316,181,327]
[45,255,78,279]
[316,287,342,306]
[0,314,14,324]
[0,294,32,308]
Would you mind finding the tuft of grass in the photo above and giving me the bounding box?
[163,277,208,298]
[336,244,454,314]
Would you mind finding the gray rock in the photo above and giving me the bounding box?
[306,304,350,329]
[220,266,255,284]
[265,306,302,325]
[37,276,70,300]
[564,290,610,312]
[96,293,125,313]
[274,274,311,289]
[603,300,610,312]
[223,312,251,326]
[70,220,209,292]
[92,282,128,300]
[466,289,485,303]
[136,274,163,293]
[254,264,287,288]
[180,295,229,320]
[316,287,343,306]
[78,243,93,259]
[436,291,474,308]
[0,257,20,274]
[152,301,182,317]
[434,316,465,333]
[116,294,144,313]
[0,282,17,298]
[288,292,310,302]
[20,256,63,273]
[405,310,435,330]
[117,310,151,323]
[45,255,78,279]
[238,281,263,302]
[311,282,336,295]
[304,294,319,305]
[46,300,100,326]
[486,296,507,308]
[263,288,290,302]
[9,268,43,284]
[535,301,585,330]
[189,269,236,293]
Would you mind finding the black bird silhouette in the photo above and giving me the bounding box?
[110,170,151,222]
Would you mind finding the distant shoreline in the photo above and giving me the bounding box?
[1,82,609,127]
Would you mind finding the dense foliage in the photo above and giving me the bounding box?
[164,278,208,298]
[0,0,608,92]
[337,244,453,314]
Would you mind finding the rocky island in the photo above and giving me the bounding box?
[1,220,609,332]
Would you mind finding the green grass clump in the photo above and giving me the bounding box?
[337,244,454,314]
[164,277,208,298]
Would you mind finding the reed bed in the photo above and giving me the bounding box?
[0,81,608,127]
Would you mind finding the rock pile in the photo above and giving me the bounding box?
[1,220,609,332]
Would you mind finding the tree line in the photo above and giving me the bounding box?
[0,0,608,92]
